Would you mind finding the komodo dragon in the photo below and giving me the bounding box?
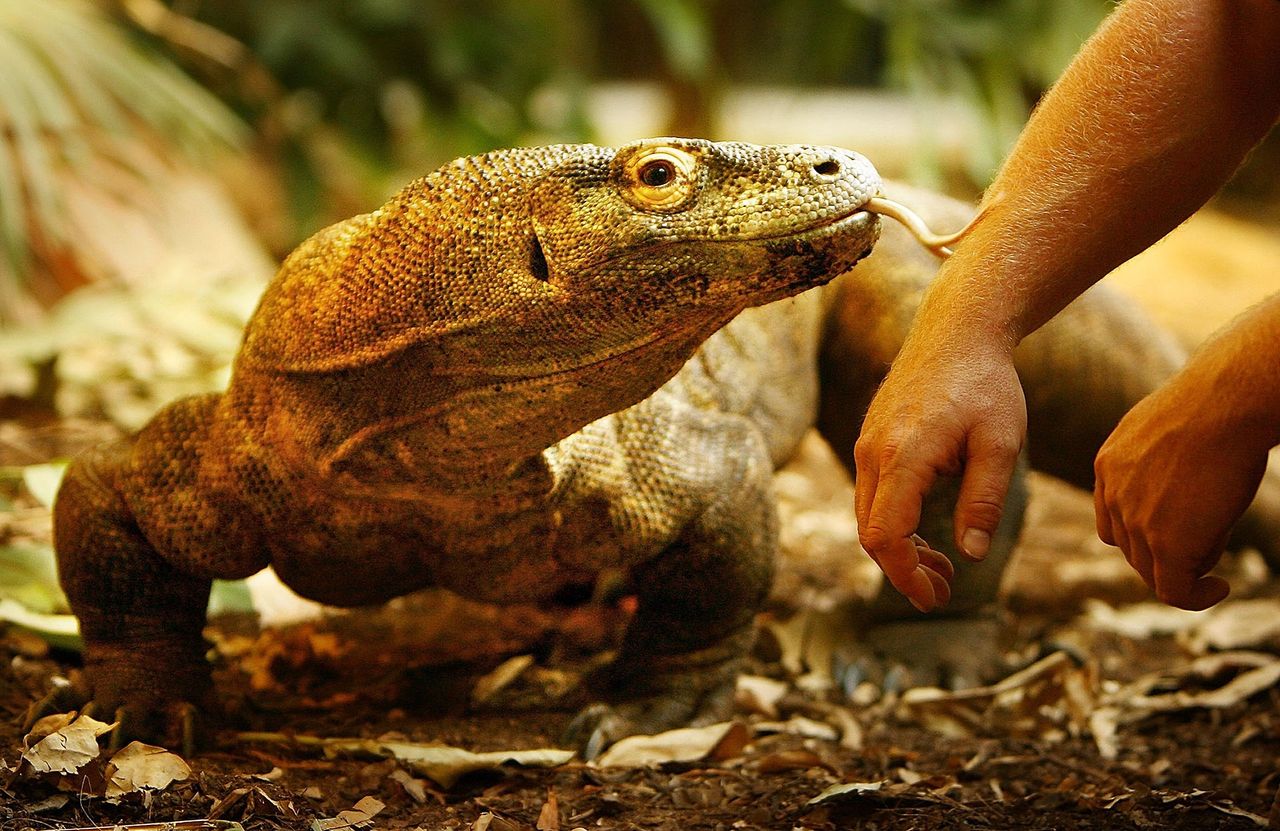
[43,138,1280,755]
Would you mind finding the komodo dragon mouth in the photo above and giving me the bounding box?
[763,205,876,243]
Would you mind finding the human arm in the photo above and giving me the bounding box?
[854,0,1280,611]
[1094,292,1280,610]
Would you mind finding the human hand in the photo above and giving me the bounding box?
[1094,374,1269,611]
[854,335,1027,612]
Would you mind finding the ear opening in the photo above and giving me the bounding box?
[529,232,550,282]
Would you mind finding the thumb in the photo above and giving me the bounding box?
[952,426,1021,561]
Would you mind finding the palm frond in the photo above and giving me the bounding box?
[0,0,246,325]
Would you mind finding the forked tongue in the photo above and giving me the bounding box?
[865,195,993,258]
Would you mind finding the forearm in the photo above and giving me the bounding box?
[909,0,1280,349]
[1173,291,1280,453]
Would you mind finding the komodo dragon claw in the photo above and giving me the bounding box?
[24,685,203,758]
[561,648,743,758]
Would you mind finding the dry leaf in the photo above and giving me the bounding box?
[472,654,535,705]
[471,812,524,831]
[594,721,749,768]
[897,651,1098,741]
[385,742,574,789]
[21,713,116,774]
[753,749,827,774]
[753,715,839,741]
[537,788,560,831]
[23,711,78,748]
[807,780,885,805]
[806,779,946,810]
[313,796,385,831]
[1082,600,1200,639]
[809,702,863,750]
[1114,652,1280,715]
[105,741,191,797]
[390,768,429,803]
[237,732,574,789]
[1181,599,1280,654]
[1089,707,1121,760]
[735,674,789,718]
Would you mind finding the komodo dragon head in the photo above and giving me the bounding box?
[237,138,882,467]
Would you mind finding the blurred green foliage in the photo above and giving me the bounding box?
[182,0,597,232]
[180,0,1111,234]
[849,0,1113,183]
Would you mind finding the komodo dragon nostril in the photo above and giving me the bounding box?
[813,159,841,177]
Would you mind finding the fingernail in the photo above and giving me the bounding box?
[962,528,990,560]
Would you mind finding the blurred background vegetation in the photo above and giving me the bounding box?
[0,0,1276,429]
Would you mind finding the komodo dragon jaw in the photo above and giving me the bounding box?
[529,138,882,316]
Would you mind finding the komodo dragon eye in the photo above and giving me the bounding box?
[620,146,698,211]
[639,160,674,187]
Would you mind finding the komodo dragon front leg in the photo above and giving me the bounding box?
[556,390,779,754]
[50,394,269,751]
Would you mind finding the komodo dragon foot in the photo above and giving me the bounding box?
[24,672,207,758]
[562,630,750,759]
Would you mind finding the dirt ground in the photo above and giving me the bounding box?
[3,208,1280,830]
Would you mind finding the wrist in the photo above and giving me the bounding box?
[906,259,1024,358]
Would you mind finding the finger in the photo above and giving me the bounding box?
[1157,574,1230,612]
[1105,508,1152,589]
[921,565,951,609]
[912,536,953,608]
[1093,478,1114,545]
[873,533,939,612]
[914,535,956,582]
[853,434,880,529]
[1151,543,1229,611]
[1122,528,1155,592]
[859,461,934,558]
[952,427,1021,561]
